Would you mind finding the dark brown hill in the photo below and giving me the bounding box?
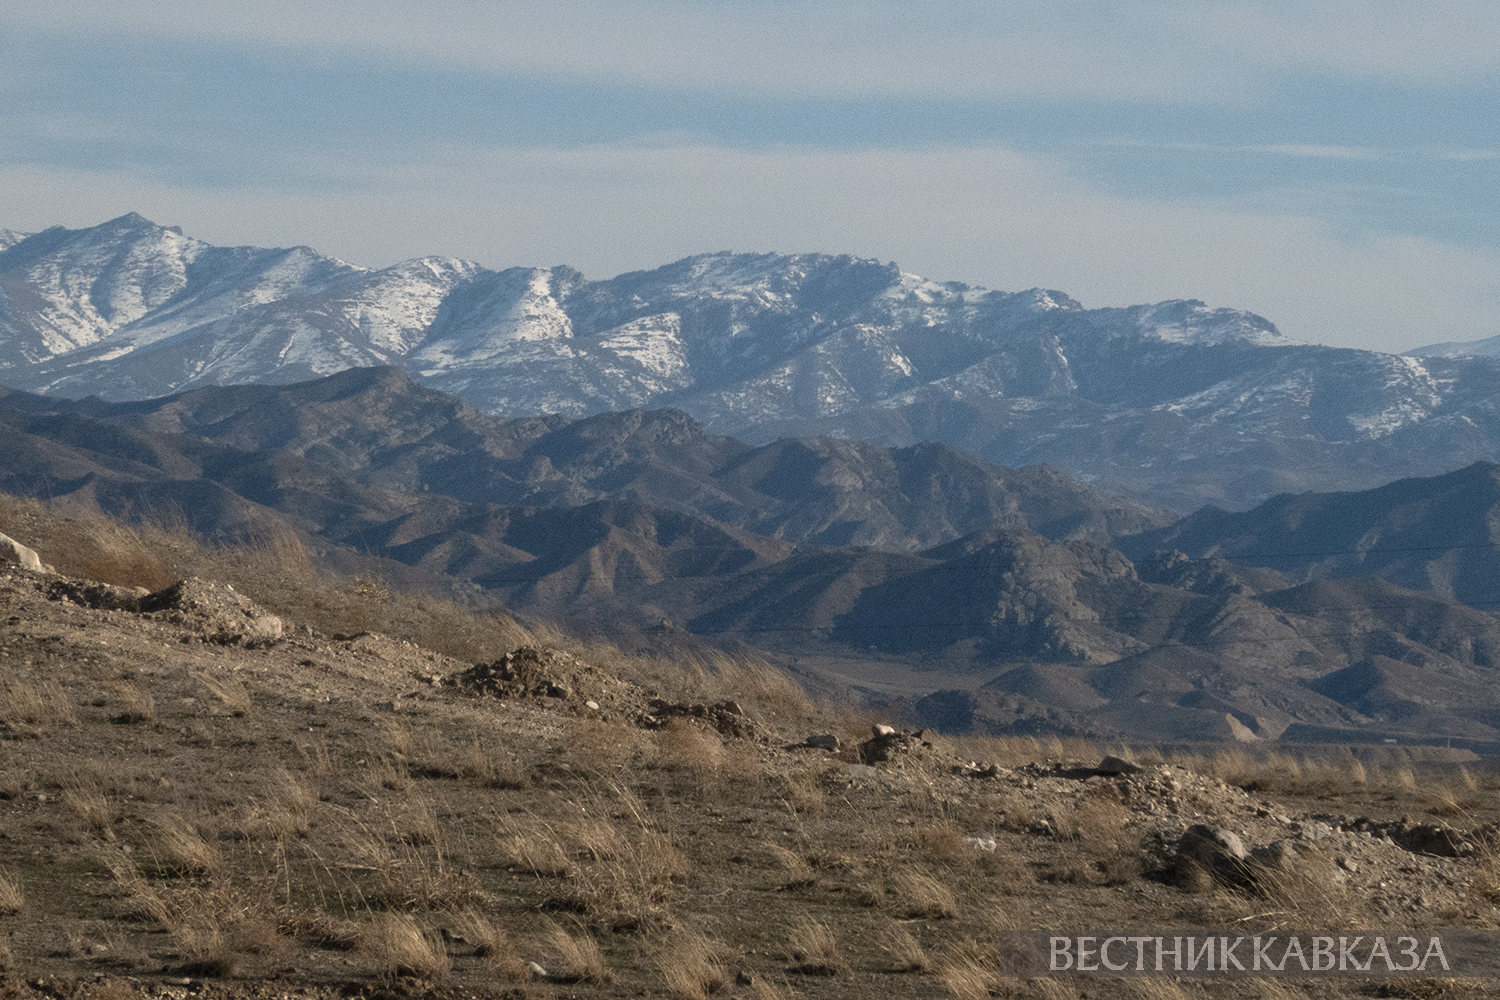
[1120,461,1500,610]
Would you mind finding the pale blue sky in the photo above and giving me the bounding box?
[4,1,1499,353]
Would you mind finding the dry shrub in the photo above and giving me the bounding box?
[0,868,23,914]
[890,868,959,919]
[784,917,847,977]
[655,925,730,1000]
[141,813,221,877]
[0,677,78,729]
[360,913,450,981]
[874,919,927,972]
[539,917,613,984]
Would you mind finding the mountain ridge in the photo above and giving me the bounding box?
[15,214,1489,511]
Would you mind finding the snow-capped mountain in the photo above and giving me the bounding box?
[6,212,1500,511]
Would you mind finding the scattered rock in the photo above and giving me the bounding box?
[804,734,840,751]
[643,699,757,738]
[872,723,896,737]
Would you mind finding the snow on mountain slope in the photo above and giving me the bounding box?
[0,230,31,252]
[5,213,1500,511]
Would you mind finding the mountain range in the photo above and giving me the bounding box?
[5,366,1500,747]
[9,214,1500,511]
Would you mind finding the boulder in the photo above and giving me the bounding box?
[0,531,45,573]
[805,734,840,751]
[1175,824,1251,886]
[1096,754,1144,776]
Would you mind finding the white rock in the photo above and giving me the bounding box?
[0,531,45,572]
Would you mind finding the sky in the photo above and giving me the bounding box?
[3,1,1499,354]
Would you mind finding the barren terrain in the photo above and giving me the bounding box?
[3,498,1500,1000]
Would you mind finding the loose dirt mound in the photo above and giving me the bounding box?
[449,645,643,715]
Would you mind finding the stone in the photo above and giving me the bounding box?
[1176,824,1251,885]
[585,700,601,711]
[527,962,549,978]
[1096,754,1143,776]
[0,531,45,572]
[872,724,896,737]
[805,734,840,751]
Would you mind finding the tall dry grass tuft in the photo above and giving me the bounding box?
[654,926,730,1000]
[784,917,847,977]
[539,917,613,984]
[890,868,959,919]
[195,671,251,716]
[0,677,78,730]
[141,812,221,877]
[0,868,23,915]
[64,773,116,841]
[874,919,927,972]
[448,908,528,979]
[360,913,450,981]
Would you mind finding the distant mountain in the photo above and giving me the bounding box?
[5,367,1500,745]
[1408,333,1500,359]
[1120,462,1500,612]
[9,215,1500,511]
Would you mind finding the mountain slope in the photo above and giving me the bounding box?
[9,215,1500,510]
[1121,462,1500,611]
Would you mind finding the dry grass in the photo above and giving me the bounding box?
[109,683,156,724]
[0,868,23,915]
[360,913,450,981]
[889,868,959,919]
[195,670,251,716]
[141,812,221,877]
[0,677,78,729]
[456,736,529,789]
[447,908,528,979]
[96,848,173,926]
[655,925,731,1000]
[653,718,727,792]
[538,917,613,984]
[783,917,847,977]
[873,919,927,972]
[64,773,116,841]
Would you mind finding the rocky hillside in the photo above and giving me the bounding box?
[1,540,1499,999]
[8,214,1500,510]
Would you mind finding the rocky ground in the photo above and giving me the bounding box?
[3,546,1500,1000]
